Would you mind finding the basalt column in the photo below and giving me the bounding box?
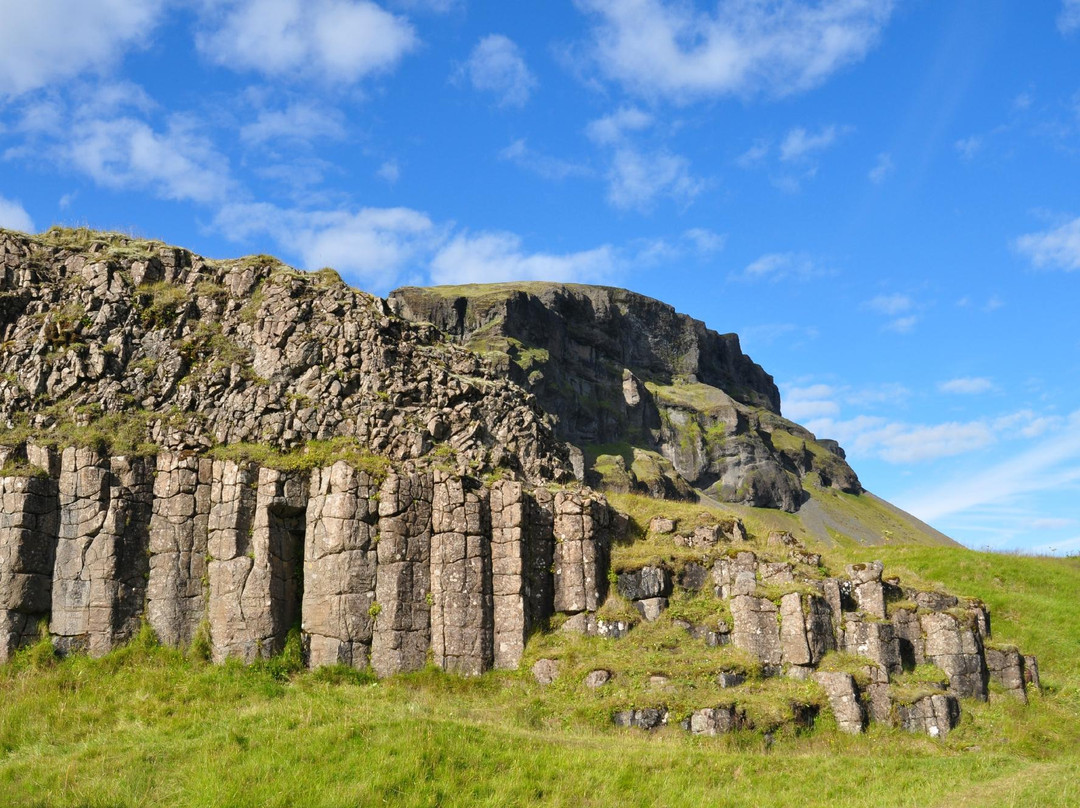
[50,448,154,656]
[207,460,259,660]
[489,480,538,670]
[371,471,433,677]
[208,461,307,663]
[302,462,379,669]
[552,491,610,615]
[146,453,212,648]
[0,450,60,661]
[430,472,492,675]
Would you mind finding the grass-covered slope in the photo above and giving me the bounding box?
[2,548,1078,807]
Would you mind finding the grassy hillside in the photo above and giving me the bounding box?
[2,546,1079,807]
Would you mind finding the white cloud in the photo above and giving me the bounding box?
[605,147,704,211]
[735,252,831,282]
[736,140,770,167]
[899,411,1080,521]
[864,293,913,315]
[939,377,995,395]
[868,152,893,183]
[783,384,841,421]
[216,202,440,290]
[0,195,34,233]
[576,0,895,100]
[240,103,346,146]
[779,124,847,161]
[64,116,232,204]
[430,232,617,285]
[1031,517,1076,530]
[0,0,163,98]
[377,160,401,184]
[883,315,917,333]
[460,34,537,108]
[585,107,653,145]
[1015,217,1080,271]
[955,135,982,160]
[1060,0,1080,33]
[682,227,726,254]
[390,0,459,11]
[499,139,592,181]
[197,0,417,84]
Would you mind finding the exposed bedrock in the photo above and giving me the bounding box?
[0,455,613,673]
[388,282,861,511]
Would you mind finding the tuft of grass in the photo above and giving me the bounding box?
[207,438,390,480]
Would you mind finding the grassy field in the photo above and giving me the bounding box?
[2,546,1079,807]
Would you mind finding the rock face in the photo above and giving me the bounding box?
[388,283,861,511]
[0,229,1042,742]
[0,229,570,487]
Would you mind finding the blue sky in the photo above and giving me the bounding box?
[1,0,1078,553]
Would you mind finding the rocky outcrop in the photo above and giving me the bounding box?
[0,229,570,488]
[389,282,860,511]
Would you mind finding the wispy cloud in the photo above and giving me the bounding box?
[779,124,848,161]
[605,146,704,211]
[459,34,537,108]
[585,107,653,145]
[239,102,346,146]
[499,139,592,181]
[955,135,982,160]
[1015,216,1080,271]
[0,194,34,233]
[733,252,833,283]
[575,0,895,100]
[898,411,1080,520]
[939,377,995,395]
[1059,0,1080,34]
[864,293,919,332]
[868,152,894,183]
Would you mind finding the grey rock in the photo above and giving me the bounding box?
[843,615,902,678]
[634,597,668,621]
[617,565,671,601]
[612,708,667,730]
[731,594,782,665]
[677,562,708,591]
[649,517,674,535]
[716,671,745,688]
[686,706,747,735]
[584,669,611,688]
[921,611,988,701]
[985,647,1027,702]
[532,658,559,685]
[814,672,865,734]
[896,694,960,737]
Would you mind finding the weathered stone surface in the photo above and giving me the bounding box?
[686,706,747,735]
[892,607,924,669]
[712,551,756,600]
[50,448,153,656]
[617,566,671,601]
[634,597,668,621]
[716,671,745,688]
[372,472,433,677]
[532,657,559,685]
[760,562,794,585]
[677,562,708,591]
[302,462,378,669]
[649,517,674,534]
[985,647,1027,702]
[913,590,958,612]
[921,612,988,701]
[814,672,865,734]
[843,616,902,677]
[553,491,609,614]
[146,453,212,648]
[896,694,960,737]
[490,480,528,670]
[584,669,610,688]
[731,594,781,665]
[612,708,667,730]
[206,459,259,663]
[846,561,885,619]
[0,473,59,661]
[430,472,492,676]
[781,593,836,667]
[1024,655,1041,691]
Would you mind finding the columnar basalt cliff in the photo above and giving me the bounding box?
[0,229,1039,740]
[389,283,861,511]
